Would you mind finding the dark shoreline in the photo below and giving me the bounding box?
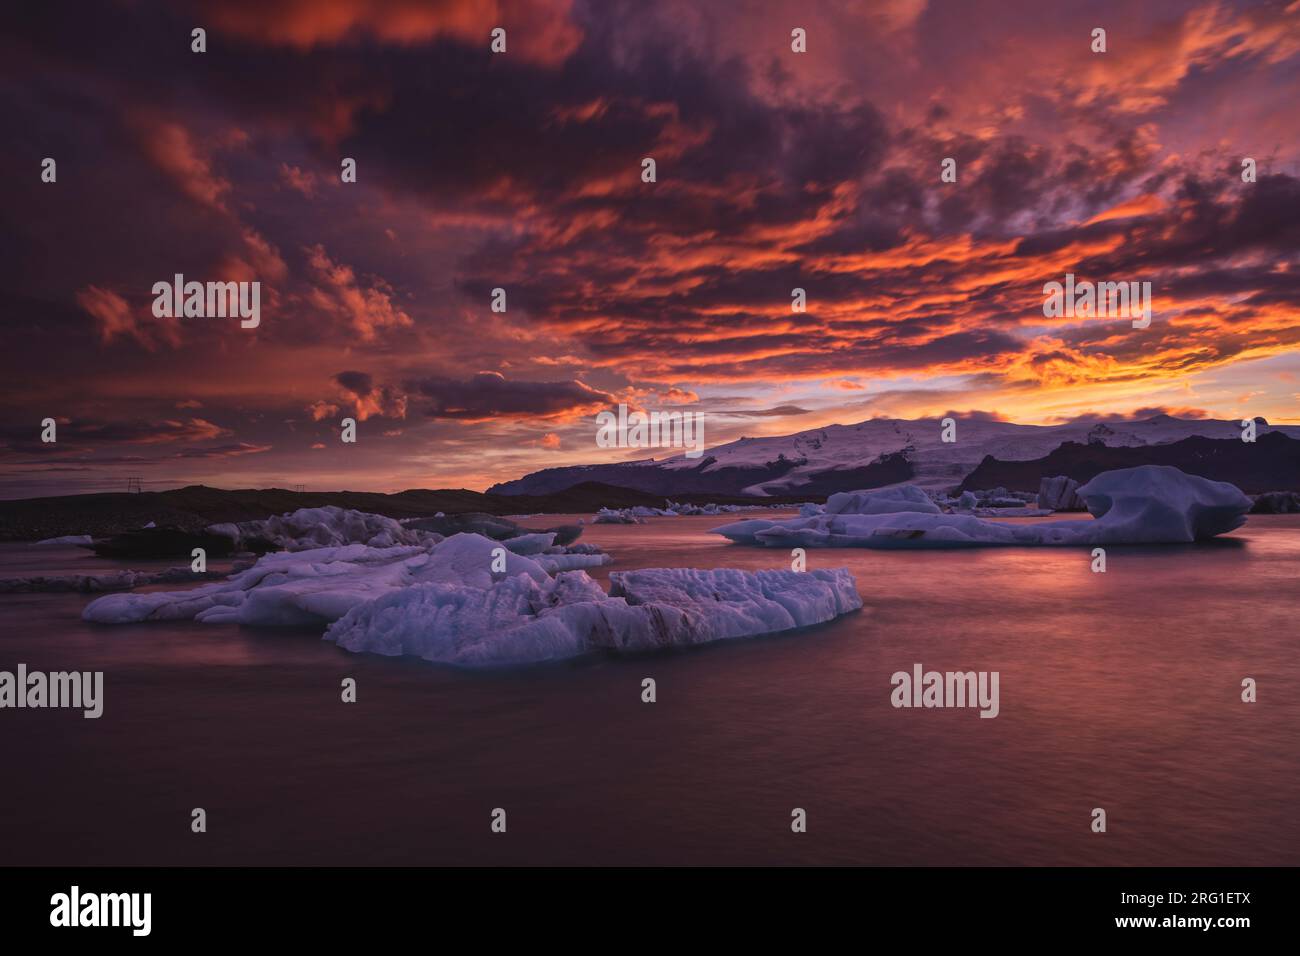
[0,481,812,542]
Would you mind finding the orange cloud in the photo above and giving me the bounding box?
[77,286,181,351]
[199,0,583,66]
[303,245,413,342]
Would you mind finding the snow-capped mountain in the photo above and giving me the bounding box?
[490,415,1300,498]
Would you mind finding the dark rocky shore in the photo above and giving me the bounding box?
[0,482,808,542]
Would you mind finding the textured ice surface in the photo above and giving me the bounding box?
[326,566,861,666]
[207,506,436,552]
[824,485,940,515]
[1038,475,1084,511]
[592,508,644,524]
[534,552,611,573]
[83,531,859,667]
[499,532,556,554]
[82,534,547,625]
[711,466,1251,548]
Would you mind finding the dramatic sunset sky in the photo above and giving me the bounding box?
[2,0,1298,497]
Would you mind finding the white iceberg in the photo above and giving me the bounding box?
[82,534,548,626]
[592,507,644,524]
[663,501,751,516]
[710,466,1250,548]
[499,531,556,555]
[84,531,860,667]
[327,565,861,667]
[1037,475,1084,511]
[206,506,437,552]
[534,552,611,573]
[823,485,941,515]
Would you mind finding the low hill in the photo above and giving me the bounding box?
[0,482,806,542]
[957,432,1300,494]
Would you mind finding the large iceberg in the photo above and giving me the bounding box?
[83,532,861,667]
[82,534,547,626]
[327,565,861,667]
[710,466,1251,548]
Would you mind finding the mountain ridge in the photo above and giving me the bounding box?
[491,414,1300,498]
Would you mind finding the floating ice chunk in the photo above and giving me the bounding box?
[82,534,549,626]
[34,534,94,546]
[206,506,435,552]
[592,508,644,524]
[326,573,608,665]
[711,466,1250,548]
[500,532,556,555]
[83,543,430,625]
[702,518,779,546]
[1075,465,1250,542]
[325,566,861,667]
[824,485,940,515]
[535,552,611,573]
[1037,475,1084,511]
[610,566,862,637]
[84,528,859,667]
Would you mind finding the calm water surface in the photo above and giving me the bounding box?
[1,514,1297,865]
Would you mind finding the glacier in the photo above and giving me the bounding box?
[710,466,1251,548]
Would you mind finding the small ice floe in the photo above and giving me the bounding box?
[1249,491,1300,514]
[1037,475,1085,511]
[592,507,644,524]
[402,512,583,546]
[662,501,752,516]
[968,507,1055,517]
[711,466,1251,548]
[33,534,94,546]
[939,487,1038,512]
[82,533,859,667]
[207,506,435,552]
[825,485,940,516]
